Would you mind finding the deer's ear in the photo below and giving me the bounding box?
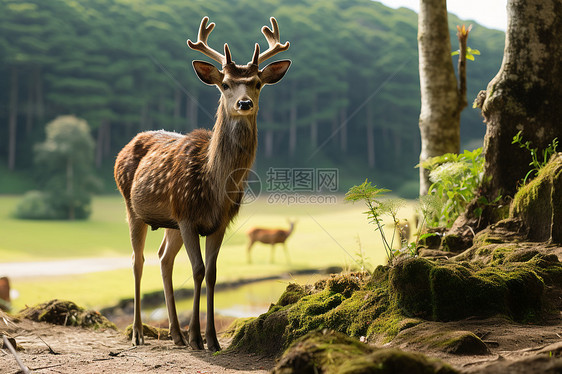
[260,60,291,85]
[192,61,223,85]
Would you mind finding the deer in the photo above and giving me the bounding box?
[246,220,296,264]
[394,219,411,247]
[114,16,290,352]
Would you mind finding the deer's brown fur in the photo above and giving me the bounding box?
[114,16,290,352]
[246,221,295,263]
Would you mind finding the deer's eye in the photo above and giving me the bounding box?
[256,82,262,90]
[222,83,229,90]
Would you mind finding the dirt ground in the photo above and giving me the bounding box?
[2,311,561,373]
[1,317,274,374]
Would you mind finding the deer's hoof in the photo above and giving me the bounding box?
[132,329,145,346]
[189,333,205,350]
[206,337,221,353]
[171,330,188,346]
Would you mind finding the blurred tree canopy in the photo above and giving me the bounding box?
[0,0,505,195]
[16,115,98,220]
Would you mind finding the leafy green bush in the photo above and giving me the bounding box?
[420,148,484,227]
[15,191,59,219]
[15,190,92,220]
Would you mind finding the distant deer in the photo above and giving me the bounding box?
[246,220,296,264]
[395,219,411,247]
[114,17,290,352]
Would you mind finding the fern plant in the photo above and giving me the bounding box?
[345,179,405,264]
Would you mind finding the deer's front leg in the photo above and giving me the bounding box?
[180,223,205,350]
[158,229,187,346]
[204,225,226,352]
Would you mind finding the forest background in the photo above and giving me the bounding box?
[0,0,505,197]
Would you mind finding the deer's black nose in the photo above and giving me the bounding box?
[238,100,253,111]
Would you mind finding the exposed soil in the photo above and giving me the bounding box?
[1,316,274,374]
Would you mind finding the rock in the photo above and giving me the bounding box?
[18,299,116,330]
[272,330,458,374]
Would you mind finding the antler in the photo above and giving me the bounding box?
[257,17,290,65]
[187,17,232,66]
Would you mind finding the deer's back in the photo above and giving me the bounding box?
[115,129,231,234]
[248,228,290,244]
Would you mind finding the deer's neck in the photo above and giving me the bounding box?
[206,104,258,183]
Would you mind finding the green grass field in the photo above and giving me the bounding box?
[0,195,416,311]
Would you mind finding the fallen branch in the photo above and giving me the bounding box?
[37,335,59,355]
[109,345,137,357]
[2,334,30,374]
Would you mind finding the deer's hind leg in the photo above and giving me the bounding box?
[158,229,187,346]
[128,214,148,346]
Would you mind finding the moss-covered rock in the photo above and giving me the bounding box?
[510,152,562,243]
[277,283,311,307]
[18,299,116,330]
[442,234,471,252]
[229,248,561,358]
[124,323,170,340]
[390,257,546,322]
[389,258,433,318]
[392,324,489,355]
[272,330,458,374]
[228,306,290,356]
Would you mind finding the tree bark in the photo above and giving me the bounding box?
[477,0,562,201]
[417,0,461,195]
[453,0,562,235]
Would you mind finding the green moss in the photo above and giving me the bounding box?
[510,153,562,243]
[390,258,433,318]
[325,272,362,297]
[420,233,442,249]
[228,307,290,356]
[435,331,489,355]
[273,330,458,374]
[230,251,560,358]
[389,257,548,322]
[277,283,311,307]
[124,323,170,340]
[18,299,116,330]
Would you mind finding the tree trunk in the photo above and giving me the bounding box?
[453,0,562,236]
[35,67,44,122]
[26,73,34,134]
[289,82,297,156]
[8,67,18,171]
[339,108,347,154]
[477,0,562,201]
[310,94,318,149]
[417,0,461,195]
[95,120,110,168]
